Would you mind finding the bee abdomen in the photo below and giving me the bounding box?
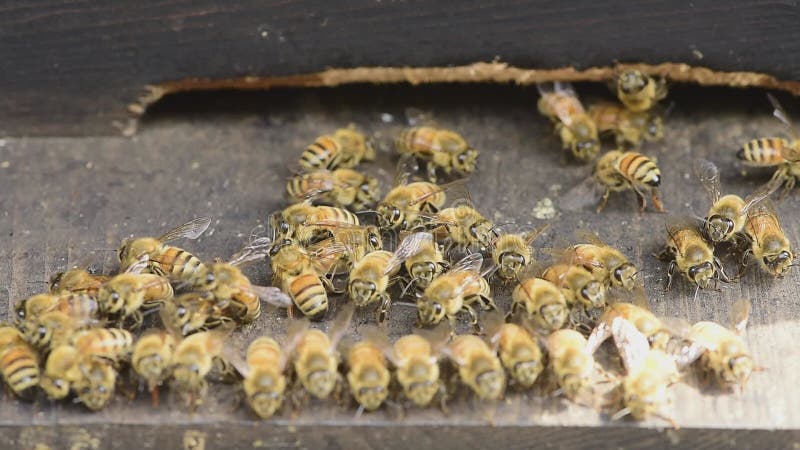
[0,347,40,394]
[617,152,661,186]
[301,136,341,170]
[738,138,787,165]
[288,273,328,319]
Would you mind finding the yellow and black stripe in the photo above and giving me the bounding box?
[737,137,788,166]
[616,151,661,187]
[285,272,328,320]
[300,135,342,171]
[0,345,40,396]
[155,246,206,282]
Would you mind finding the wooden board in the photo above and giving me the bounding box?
[4,0,800,135]
[0,83,799,449]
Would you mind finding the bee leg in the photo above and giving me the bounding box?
[713,257,731,283]
[663,261,677,292]
[437,384,450,416]
[377,293,392,324]
[736,249,752,278]
[633,187,647,213]
[650,189,666,213]
[426,161,438,183]
[463,304,482,334]
[129,310,144,330]
[596,189,611,213]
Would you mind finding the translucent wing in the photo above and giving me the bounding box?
[384,232,433,275]
[746,198,781,242]
[741,178,781,215]
[586,319,612,355]
[158,217,212,242]
[665,216,703,258]
[482,309,506,351]
[559,174,604,212]
[611,317,650,374]
[524,224,551,246]
[693,158,721,205]
[124,253,151,274]
[361,326,396,364]
[393,153,418,187]
[575,229,608,247]
[658,316,692,339]
[538,81,584,126]
[447,252,484,275]
[417,322,454,359]
[284,318,312,358]
[730,299,752,335]
[249,285,292,308]
[404,107,436,127]
[767,93,796,136]
[227,237,273,267]
[328,303,355,351]
[671,340,707,369]
[407,178,469,209]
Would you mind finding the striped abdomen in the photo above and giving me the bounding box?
[300,135,342,171]
[737,138,789,166]
[71,328,133,361]
[286,171,335,202]
[588,103,623,132]
[247,337,282,368]
[230,288,260,323]
[152,245,206,282]
[53,293,100,319]
[0,344,40,395]
[397,127,438,158]
[615,151,661,187]
[284,271,328,319]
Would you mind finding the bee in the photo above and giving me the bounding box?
[511,276,569,332]
[49,268,108,297]
[304,224,383,273]
[384,329,446,407]
[587,290,679,353]
[395,127,479,182]
[546,329,596,402]
[272,202,360,244]
[489,225,548,282]
[132,330,176,403]
[736,94,800,195]
[269,242,331,320]
[117,217,211,281]
[160,292,232,336]
[403,232,448,290]
[377,181,450,230]
[97,272,173,328]
[170,327,232,409]
[541,263,606,311]
[21,298,102,350]
[657,216,729,291]
[678,299,756,392]
[286,168,380,211]
[694,158,780,245]
[743,198,794,277]
[0,326,40,397]
[298,125,375,171]
[288,304,354,400]
[444,333,505,400]
[588,102,664,147]
[72,358,118,411]
[558,231,639,290]
[14,292,100,326]
[432,203,496,252]
[537,82,601,161]
[238,336,288,419]
[70,327,134,361]
[484,311,543,389]
[614,69,667,112]
[348,232,433,322]
[609,317,679,427]
[417,253,495,333]
[345,338,391,413]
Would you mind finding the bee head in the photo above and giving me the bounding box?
[579,280,606,309]
[512,360,543,388]
[348,279,377,307]
[612,263,638,290]
[475,369,505,400]
[418,301,445,326]
[377,203,404,229]
[306,369,337,399]
[39,375,70,400]
[357,177,381,205]
[75,362,117,411]
[559,373,589,400]
[246,372,286,419]
[644,115,664,141]
[624,380,664,421]
[538,303,568,331]
[454,149,479,173]
[498,251,526,280]
[688,261,715,288]
[48,271,65,293]
[765,250,793,277]
[618,70,647,94]
[572,138,601,161]
[725,355,754,390]
[706,215,734,243]
[647,330,672,351]
[410,261,439,289]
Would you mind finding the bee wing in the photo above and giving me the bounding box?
[538,82,584,126]
[248,285,292,308]
[630,284,650,309]
[745,198,781,242]
[157,217,212,242]
[284,318,312,358]
[586,319,612,355]
[524,224,551,247]
[657,316,692,339]
[327,303,356,352]
[124,253,151,274]
[384,232,433,275]
[482,309,506,351]
[730,299,752,335]
[361,325,396,363]
[575,229,608,247]
[447,252,484,275]
[665,216,703,257]
[219,341,249,378]
[611,317,650,374]
[227,237,273,267]
[417,322,453,359]
[692,158,721,205]
[407,178,470,209]
[670,340,708,369]
[393,153,419,187]
[159,303,183,339]
[740,178,782,215]
[767,93,797,138]
[404,107,436,127]
[559,174,604,212]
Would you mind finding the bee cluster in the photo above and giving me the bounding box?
[0,70,795,427]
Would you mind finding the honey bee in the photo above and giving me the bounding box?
[49,268,108,297]
[511,276,569,332]
[117,217,211,281]
[484,311,543,389]
[288,304,354,400]
[132,330,176,403]
[417,253,495,333]
[384,329,445,407]
[546,329,596,402]
[306,224,383,272]
[395,127,479,182]
[377,180,451,230]
[14,292,100,326]
[556,231,639,290]
[537,82,601,161]
[238,336,288,419]
[72,358,118,411]
[272,202,361,245]
[736,94,800,195]
[588,102,663,147]
[286,168,380,211]
[269,241,332,320]
[97,272,173,328]
[657,217,729,291]
[0,326,40,397]
[403,232,448,290]
[444,333,505,400]
[21,296,102,350]
[608,317,679,426]
[70,327,134,361]
[345,338,391,413]
[614,69,668,112]
[348,232,433,322]
[678,299,755,392]
[587,289,679,353]
[432,203,496,252]
[541,263,606,311]
[489,226,548,282]
[170,327,232,409]
[298,125,375,171]
[694,158,780,245]
[743,198,794,277]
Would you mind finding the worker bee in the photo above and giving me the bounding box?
[348,232,433,322]
[70,327,134,361]
[170,327,233,410]
[444,333,505,400]
[588,102,663,147]
[614,69,668,112]
[97,272,173,328]
[132,330,176,404]
[383,329,446,407]
[417,253,495,333]
[546,329,596,402]
[488,225,548,282]
[0,326,40,398]
[657,216,729,291]
[345,338,391,413]
[237,336,288,419]
[511,275,569,332]
[298,125,375,171]
[286,168,380,211]
[14,292,100,326]
[395,126,479,182]
[20,294,103,350]
[117,217,211,281]
[304,224,383,274]
[541,263,606,311]
[377,180,451,230]
[677,299,756,392]
[555,231,639,290]
[484,311,543,389]
[272,202,361,246]
[403,232,448,290]
[736,94,800,195]
[608,318,679,427]
[288,304,354,400]
[694,158,780,245]
[743,198,794,277]
[49,268,108,297]
[159,292,230,336]
[537,82,601,161]
[432,202,496,252]
[269,241,332,320]
[72,358,118,411]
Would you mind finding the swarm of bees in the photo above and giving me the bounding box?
[1,74,792,430]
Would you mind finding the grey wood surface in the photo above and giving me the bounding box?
[0,84,798,449]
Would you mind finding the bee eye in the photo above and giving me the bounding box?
[110,292,120,302]
[360,183,371,193]
[38,326,48,339]
[369,235,380,248]
[469,224,479,238]
[280,222,290,233]
[177,307,187,319]
[458,153,467,163]
[434,303,442,314]
[205,273,215,284]
[392,209,401,222]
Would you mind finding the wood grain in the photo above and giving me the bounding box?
[0,84,799,448]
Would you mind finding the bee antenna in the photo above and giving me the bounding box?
[610,407,632,421]
[399,278,420,299]
[27,281,49,284]
[355,210,379,216]
[93,248,118,252]
[693,284,700,302]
